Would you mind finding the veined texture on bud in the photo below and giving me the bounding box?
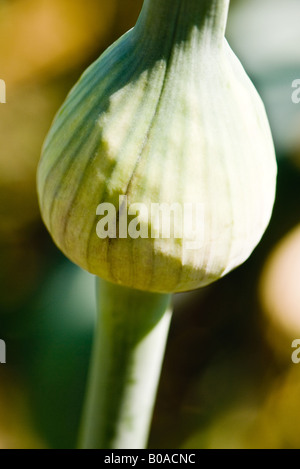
[37,0,277,293]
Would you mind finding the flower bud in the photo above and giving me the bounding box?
[37,0,277,293]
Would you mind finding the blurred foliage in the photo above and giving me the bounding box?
[0,0,300,449]
[0,0,113,82]
[227,0,300,154]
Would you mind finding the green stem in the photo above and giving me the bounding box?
[135,0,230,47]
[79,278,172,449]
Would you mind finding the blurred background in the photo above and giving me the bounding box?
[0,0,300,449]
